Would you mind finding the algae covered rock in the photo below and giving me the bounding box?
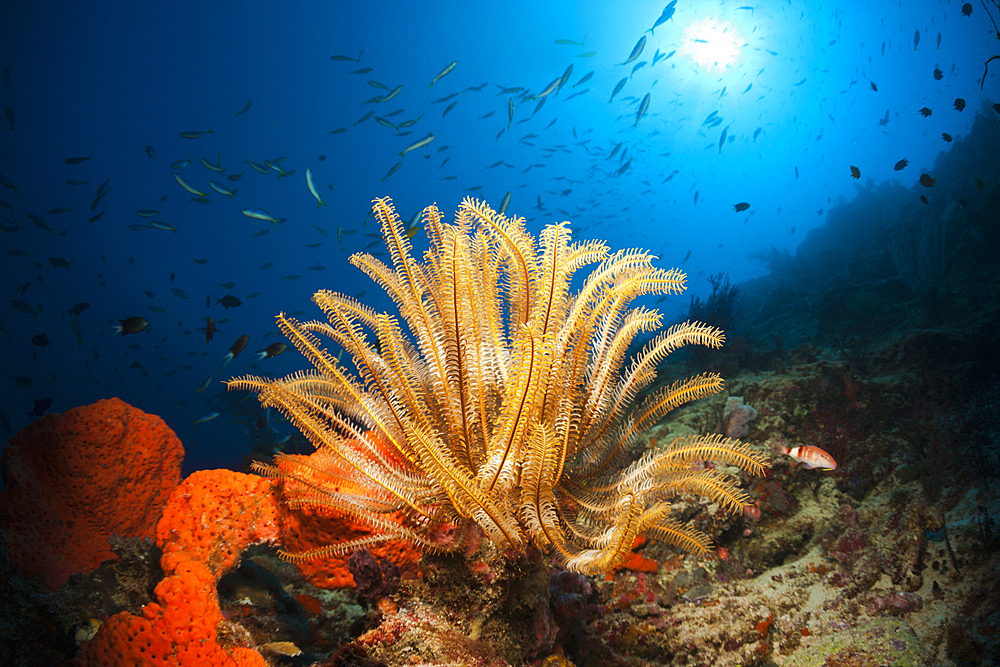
[784,617,933,667]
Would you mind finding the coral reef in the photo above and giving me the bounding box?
[0,397,183,590]
[7,146,1000,665]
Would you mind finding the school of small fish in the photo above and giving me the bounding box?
[0,2,992,438]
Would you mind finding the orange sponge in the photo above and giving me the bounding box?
[155,469,281,577]
[0,397,183,590]
[75,551,265,667]
[76,469,280,667]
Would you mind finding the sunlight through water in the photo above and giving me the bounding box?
[683,17,743,70]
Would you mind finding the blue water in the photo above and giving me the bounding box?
[1,1,996,473]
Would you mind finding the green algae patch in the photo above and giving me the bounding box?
[785,617,933,667]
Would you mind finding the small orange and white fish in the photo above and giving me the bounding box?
[774,444,837,470]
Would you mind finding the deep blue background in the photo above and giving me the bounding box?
[1,0,996,472]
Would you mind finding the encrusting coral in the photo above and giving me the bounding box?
[0,397,183,590]
[230,196,768,574]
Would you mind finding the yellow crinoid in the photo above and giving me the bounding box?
[228,196,767,574]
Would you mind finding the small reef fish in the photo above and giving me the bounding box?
[10,299,41,323]
[257,342,288,359]
[382,85,403,102]
[850,166,861,179]
[174,173,209,200]
[398,133,435,157]
[609,78,627,104]
[200,316,218,343]
[533,77,562,100]
[919,174,936,187]
[200,156,227,173]
[193,411,220,425]
[646,1,677,35]
[216,294,243,310]
[179,128,214,139]
[220,334,250,372]
[634,93,650,127]
[147,221,177,233]
[306,169,327,208]
[621,35,646,65]
[894,159,908,171]
[428,60,457,88]
[498,191,511,215]
[208,181,237,198]
[329,51,362,62]
[774,444,837,470]
[242,208,284,228]
[381,162,402,181]
[733,202,750,212]
[115,316,149,336]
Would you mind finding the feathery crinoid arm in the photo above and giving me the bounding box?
[612,321,725,414]
[518,422,567,552]
[481,325,554,495]
[458,196,539,330]
[646,518,712,558]
[407,423,524,549]
[657,433,768,478]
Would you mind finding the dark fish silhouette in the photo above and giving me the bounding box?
[115,316,149,335]
[850,166,861,179]
[621,36,646,65]
[216,294,242,310]
[221,334,250,371]
[646,1,677,35]
[28,397,52,418]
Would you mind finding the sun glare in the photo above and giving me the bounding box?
[683,18,743,70]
